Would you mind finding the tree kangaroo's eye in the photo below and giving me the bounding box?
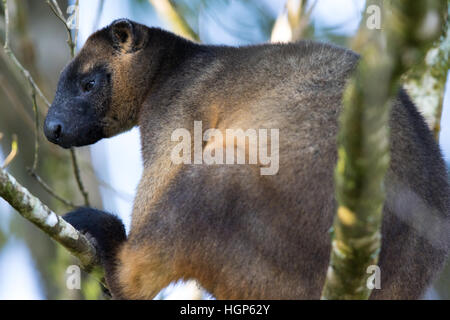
[82,80,95,92]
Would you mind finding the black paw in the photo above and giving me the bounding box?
[63,207,126,259]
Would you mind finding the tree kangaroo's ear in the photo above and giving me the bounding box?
[110,19,147,53]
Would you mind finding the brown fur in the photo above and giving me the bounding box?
[50,20,450,299]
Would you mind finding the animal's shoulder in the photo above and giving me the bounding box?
[202,40,359,88]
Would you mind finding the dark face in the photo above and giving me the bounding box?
[44,18,150,149]
[44,62,112,148]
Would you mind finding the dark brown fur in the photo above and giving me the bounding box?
[47,19,450,299]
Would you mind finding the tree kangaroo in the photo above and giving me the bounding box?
[44,19,450,299]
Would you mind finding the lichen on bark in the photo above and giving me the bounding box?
[404,5,450,140]
[0,167,99,270]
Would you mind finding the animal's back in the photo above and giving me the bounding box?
[135,40,449,299]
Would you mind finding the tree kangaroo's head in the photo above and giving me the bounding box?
[44,19,151,148]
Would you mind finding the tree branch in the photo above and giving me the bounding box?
[0,167,99,270]
[30,84,39,171]
[2,0,89,207]
[321,0,447,299]
[148,0,200,42]
[1,133,17,169]
[2,0,50,108]
[46,0,78,57]
[45,0,90,206]
[69,148,90,206]
[0,1,101,289]
[271,0,316,43]
[404,5,449,141]
[27,170,77,209]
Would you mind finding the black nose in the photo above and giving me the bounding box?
[44,119,63,143]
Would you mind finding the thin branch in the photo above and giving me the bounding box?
[27,169,77,209]
[0,0,98,259]
[30,83,39,171]
[73,0,79,50]
[1,0,87,206]
[50,0,64,17]
[271,0,316,43]
[70,148,90,206]
[69,0,90,206]
[0,0,106,296]
[2,0,50,107]
[0,167,99,270]
[1,69,73,207]
[27,80,80,208]
[149,0,200,42]
[46,0,77,57]
[1,133,18,169]
[46,0,90,206]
